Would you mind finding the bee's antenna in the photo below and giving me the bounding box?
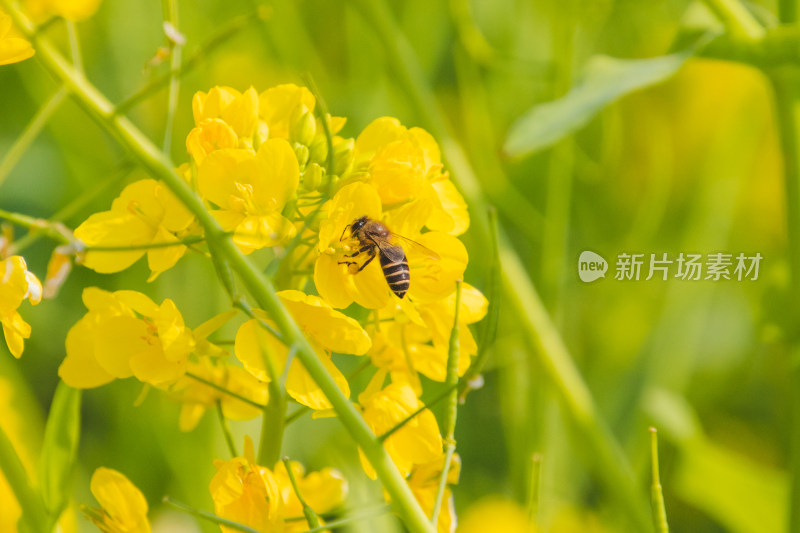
[339,224,351,241]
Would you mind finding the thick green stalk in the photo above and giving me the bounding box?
[431,281,462,526]
[771,69,800,533]
[2,5,434,531]
[0,424,47,533]
[346,0,652,528]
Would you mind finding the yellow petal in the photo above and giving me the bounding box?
[92,315,146,379]
[59,316,114,388]
[1,312,28,358]
[221,86,259,139]
[129,346,186,386]
[258,84,315,140]
[354,117,404,156]
[277,290,371,354]
[407,232,467,303]
[313,254,355,309]
[89,467,150,533]
[426,180,469,236]
[74,211,150,273]
[234,318,285,382]
[49,0,104,21]
[286,352,349,410]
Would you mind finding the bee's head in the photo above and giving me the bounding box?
[351,216,368,232]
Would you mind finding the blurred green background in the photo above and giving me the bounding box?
[0,0,794,532]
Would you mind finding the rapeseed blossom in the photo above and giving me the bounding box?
[74,179,196,281]
[58,288,197,388]
[0,255,42,358]
[83,467,150,533]
[59,82,485,531]
[210,437,347,533]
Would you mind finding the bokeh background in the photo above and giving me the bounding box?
[0,0,793,532]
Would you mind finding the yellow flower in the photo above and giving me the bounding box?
[0,10,34,66]
[259,84,316,140]
[84,467,150,533]
[187,118,240,166]
[408,453,461,533]
[170,359,268,431]
[315,182,467,309]
[210,436,285,533]
[58,288,195,388]
[457,497,535,533]
[234,290,370,410]
[0,255,42,358]
[274,460,348,532]
[74,179,196,281]
[358,381,442,478]
[371,283,487,385]
[188,87,259,162]
[197,139,298,253]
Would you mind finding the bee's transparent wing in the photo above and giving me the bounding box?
[389,233,441,261]
[374,240,407,262]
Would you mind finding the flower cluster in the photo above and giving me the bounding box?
[209,437,347,533]
[55,83,487,532]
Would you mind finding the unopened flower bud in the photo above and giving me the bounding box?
[290,110,317,147]
[309,137,329,166]
[293,142,310,168]
[333,138,354,176]
[301,163,325,192]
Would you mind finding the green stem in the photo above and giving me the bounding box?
[779,0,798,22]
[346,0,651,529]
[700,0,765,40]
[770,67,800,533]
[0,208,72,245]
[649,428,669,533]
[115,8,265,114]
[216,401,238,458]
[164,497,261,533]
[184,371,267,410]
[431,281,462,526]
[9,160,134,253]
[302,505,393,532]
[65,20,83,72]
[161,0,182,154]
[281,457,322,528]
[0,87,67,189]
[0,424,47,533]
[526,453,542,527]
[257,342,286,468]
[86,235,207,251]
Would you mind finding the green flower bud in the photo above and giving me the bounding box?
[309,137,329,166]
[301,163,325,192]
[333,138,354,176]
[290,110,317,147]
[293,142,310,168]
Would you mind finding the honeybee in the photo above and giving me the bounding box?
[339,216,440,299]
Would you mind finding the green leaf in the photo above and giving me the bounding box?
[503,50,695,157]
[674,438,786,533]
[37,381,81,524]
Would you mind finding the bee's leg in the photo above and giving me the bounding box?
[339,224,351,241]
[343,244,373,258]
[355,248,377,272]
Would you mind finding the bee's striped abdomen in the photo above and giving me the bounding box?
[380,252,410,298]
